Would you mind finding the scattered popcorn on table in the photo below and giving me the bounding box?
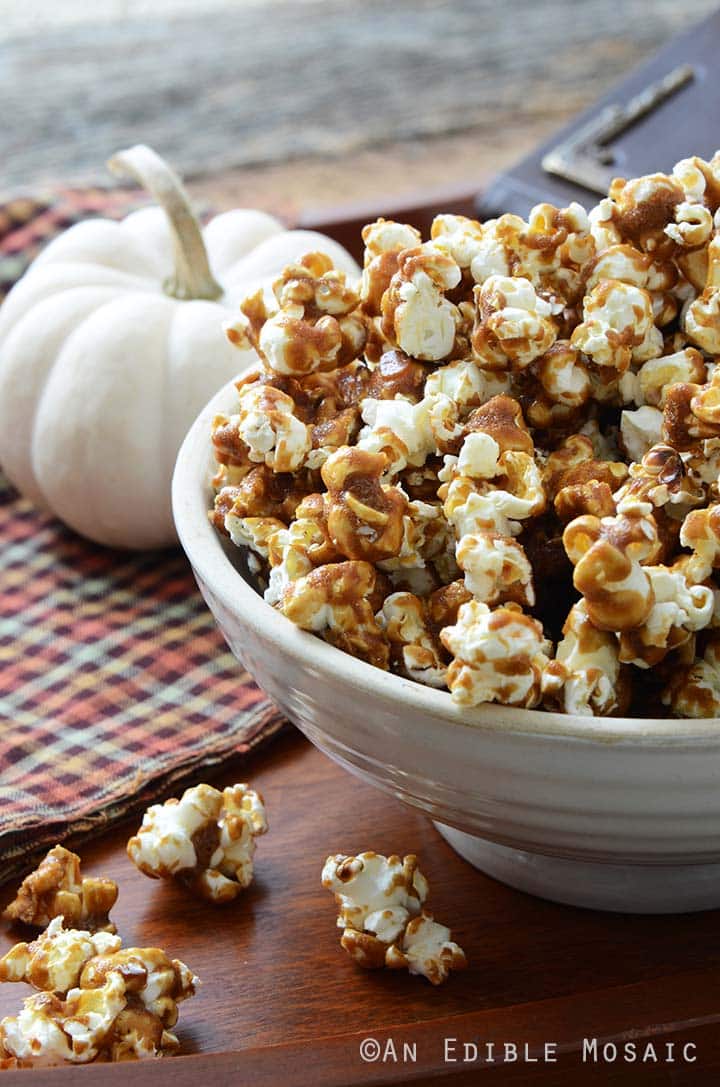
[2,845,117,934]
[127,782,268,903]
[321,852,466,985]
[211,150,720,717]
[0,917,197,1066]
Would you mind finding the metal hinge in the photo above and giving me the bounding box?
[542,64,695,195]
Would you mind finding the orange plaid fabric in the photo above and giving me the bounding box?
[0,190,285,883]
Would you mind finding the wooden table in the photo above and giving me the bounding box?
[3,728,720,1085]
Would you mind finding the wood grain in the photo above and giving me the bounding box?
[2,729,720,1082]
[3,0,717,195]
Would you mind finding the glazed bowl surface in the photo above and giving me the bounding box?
[173,379,720,913]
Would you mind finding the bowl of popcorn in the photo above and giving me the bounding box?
[174,155,720,915]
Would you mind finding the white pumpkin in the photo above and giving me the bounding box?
[0,145,359,549]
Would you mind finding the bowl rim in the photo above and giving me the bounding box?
[172,376,720,745]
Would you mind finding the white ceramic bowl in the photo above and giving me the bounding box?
[173,379,720,914]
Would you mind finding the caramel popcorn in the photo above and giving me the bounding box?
[321,852,465,985]
[571,280,662,374]
[0,916,120,994]
[227,252,364,375]
[544,600,624,716]
[3,846,117,934]
[617,560,713,667]
[213,151,720,717]
[127,783,267,903]
[685,235,720,355]
[440,601,550,707]
[663,633,720,716]
[280,560,390,669]
[379,592,446,687]
[563,510,658,631]
[472,275,559,371]
[232,382,311,472]
[321,446,407,562]
[381,244,462,362]
[360,219,422,316]
[0,918,197,1066]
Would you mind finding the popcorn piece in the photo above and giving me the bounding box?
[530,341,591,416]
[378,499,450,576]
[545,434,627,523]
[0,920,198,1066]
[321,852,465,985]
[680,504,720,582]
[233,382,311,472]
[545,600,624,716]
[571,280,662,374]
[358,396,435,474]
[665,201,714,250]
[321,446,407,562]
[614,444,705,518]
[0,972,129,1066]
[456,532,534,608]
[0,917,120,994]
[427,579,474,630]
[430,213,485,270]
[422,358,508,454]
[440,601,550,707]
[360,219,422,316]
[685,234,720,354]
[468,213,525,283]
[663,633,720,717]
[662,368,720,451]
[518,202,595,304]
[322,852,427,937]
[3,846,117,934]
[127,783,268,903]
[617,561,714,668]
[463,393,534,455]
[225,514,286,559]
[79,946,196,1027]
[364,349,428,402]
[471,275,559,371]
[381,244,462,362]
[672,156,718,206]
[227,252,365,375]
[378,592,447,688]
[280,560,390,669]
[624,348,706,408]
[563,510,658,631]
[441,430,545,540]
[385,913,467,985]
[595,172,684,254]
[211,411,253,486]
[620,406,664,464]
[263,499,339,605]
[213,464,318,528]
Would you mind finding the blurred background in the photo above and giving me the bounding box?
[1,0,717,216]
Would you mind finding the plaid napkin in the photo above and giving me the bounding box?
[0,190,286,884]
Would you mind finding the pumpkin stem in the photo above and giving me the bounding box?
[107,144,223,302]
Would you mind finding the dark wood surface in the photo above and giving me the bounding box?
[3,728,720,1084]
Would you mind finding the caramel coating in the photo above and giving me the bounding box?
[3,846,117,934]
[563,511,658,631]
[321,447,407,562]
[280,561,390,670]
